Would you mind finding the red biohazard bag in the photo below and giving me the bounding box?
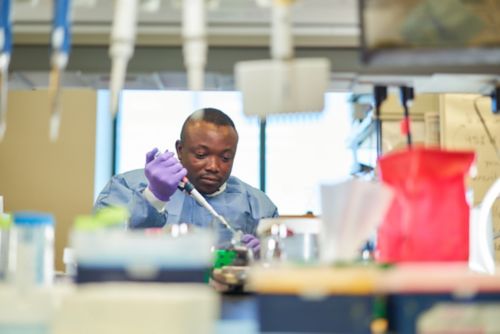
[377,147,475,262]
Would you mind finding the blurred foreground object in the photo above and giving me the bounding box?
[248,263,500,333]
[377,147,475,263]
[0,285,64,334]
[257,217,320,265]
[71,209,215,284]
[470,179,500,274]
[211,245,252,292]
[12,212,55,287]
[248,265,380,333]
[53,283,219,334]
[320,179,394,263]
[418,303,500,333]
[0,210,11,281]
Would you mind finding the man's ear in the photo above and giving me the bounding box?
[175,140,182,160]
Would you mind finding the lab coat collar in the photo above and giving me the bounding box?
[206,182,227,197]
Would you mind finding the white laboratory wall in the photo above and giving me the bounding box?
[0,89,112,271]
[118,91,353,215]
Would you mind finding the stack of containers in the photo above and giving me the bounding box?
[71,206,216,284]
[52,283,220,334]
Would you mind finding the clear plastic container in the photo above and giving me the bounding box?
[13,212,55,287]
[257,218,321,265]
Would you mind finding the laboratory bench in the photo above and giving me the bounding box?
[219,288,500,334]
[5,263,500,334]
[218,293,258,334]
[69,264,500,334]
[243,264,500,334]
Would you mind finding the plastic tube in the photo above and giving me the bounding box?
[49,0,72,142]
[109,0,139,116]
[0,0,12,141]
[182,0,207,91]
[271,0,293,60]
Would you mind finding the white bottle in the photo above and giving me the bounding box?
[12,212,55,288]
[470,179,500,274]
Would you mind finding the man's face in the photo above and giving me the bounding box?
[176,120,238,194]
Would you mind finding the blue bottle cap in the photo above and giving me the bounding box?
[13,212,55,226]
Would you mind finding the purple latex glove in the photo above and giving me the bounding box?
[145,148,187,201]
[242,234,260,255]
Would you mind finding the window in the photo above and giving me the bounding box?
[117,91,260,187]
[265,93,353,215]
[118,90,353,215]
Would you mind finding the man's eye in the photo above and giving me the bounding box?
[222,156,232,162]
[195,153,206,159]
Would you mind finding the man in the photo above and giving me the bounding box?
[94,108,278,252]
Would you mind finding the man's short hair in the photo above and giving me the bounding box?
[180,108,237,142]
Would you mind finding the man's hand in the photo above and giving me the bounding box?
[145,148,187,201]
[242,234,260,255]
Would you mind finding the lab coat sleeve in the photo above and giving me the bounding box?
[270,205,279,218]
[245,185,279,235]
[93,173,167,229]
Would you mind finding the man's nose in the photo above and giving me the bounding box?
[205,156,220,172]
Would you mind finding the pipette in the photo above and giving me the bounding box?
[49,0,72,142]
[109,0,139,117]
[178,176,242,241]
[182,0,207,90]
[0,0,12,141]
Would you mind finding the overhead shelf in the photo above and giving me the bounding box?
[363,48,500,68]
[360,0,500,68]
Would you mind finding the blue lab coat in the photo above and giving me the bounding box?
[94,169,279,246]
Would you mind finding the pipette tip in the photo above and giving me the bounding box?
[0,123,5,141]
[217,215,236,233]
[49,113,61,142]
[48,67,62,142]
